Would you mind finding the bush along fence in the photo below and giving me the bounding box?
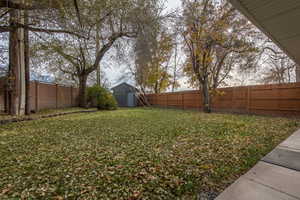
[146,82,300,117]
[0,79,79,113]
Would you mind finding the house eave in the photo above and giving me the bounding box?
[228,0,300,65]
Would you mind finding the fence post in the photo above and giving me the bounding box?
[70,86,73,107]
[4,84,8,113]
[276,85,280,111]
[182,93,184,110]
[35,81,39,112]
[55,84,58,109]
[232,88,234,111]
[199,91,202,111]
[247,86,251,114]
[166,94,169,107]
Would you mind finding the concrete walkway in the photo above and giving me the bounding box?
[216,129,300,200]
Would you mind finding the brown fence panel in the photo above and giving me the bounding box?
[184,91,202,109]
[29,82,36,112]
[0,79,80,113]
[232,87,248,111]
[72,88,80,106]
[38,82,56,110]
[146,83,300,117]
[249,83,300,116]
[212,88,234,111]
[168,93,181,107]
[0,78,5,112]
[58,85,72,108]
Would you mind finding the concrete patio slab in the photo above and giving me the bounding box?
[244,161,300,198]
[215,176,298,200]
[262,147,300,172]
[280,129,300,150]
[216,129,300,200]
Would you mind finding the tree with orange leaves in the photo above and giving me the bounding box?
[181,0,258,113]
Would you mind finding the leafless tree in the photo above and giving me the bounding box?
[260,40,297,84]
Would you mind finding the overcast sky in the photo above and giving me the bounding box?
[107,0,183,88]
[167,0,181,10]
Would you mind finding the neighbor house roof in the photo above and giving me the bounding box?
[228,0,300,65]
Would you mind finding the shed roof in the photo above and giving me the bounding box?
[228,0,300,65]
[111,82,137,91]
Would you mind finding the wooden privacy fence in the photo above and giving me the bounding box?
[146,82,300,117]
[0,78,6,112]
[0,79,80,113]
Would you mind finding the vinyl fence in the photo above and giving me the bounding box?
[0,79,79,113]
[146,83,300,117]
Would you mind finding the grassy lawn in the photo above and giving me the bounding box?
[0,108,299,199]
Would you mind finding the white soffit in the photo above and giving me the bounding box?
[228,0,300,65]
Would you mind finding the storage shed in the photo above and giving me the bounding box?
[111,82,138,107]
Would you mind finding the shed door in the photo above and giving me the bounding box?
[127,93,135,107]
[114,94,127,107]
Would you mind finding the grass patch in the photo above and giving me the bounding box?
[0,108,299,199]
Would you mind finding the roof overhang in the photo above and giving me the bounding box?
[228,0,300,65]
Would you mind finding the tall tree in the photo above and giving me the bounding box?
[181,0,258,113]
[261,59,295,84]
[170,41,182,92]
[132,0,176,95]
[32,0,163,106]
[143,30,175,93]
[170,27,184,92]
[0,0,83,115]
[7,6,26,115]
[259,40,297,84]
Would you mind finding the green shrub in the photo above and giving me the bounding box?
[86,85,118,110]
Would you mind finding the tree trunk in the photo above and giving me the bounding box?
[154,82,159,94]
[8,8,26,116]
[78,74,88,107]
[172,42,178,92]
[139,87,151,106]
[95,28,101,86]
[202,77,211,113]
[24,10,30,115]
[296,64,300,82]
[96,64,101,86]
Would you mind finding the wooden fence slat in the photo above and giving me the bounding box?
[56,84,58,109]
[35,81,39,112]
[247,86,251,113]
[71,86,73,106]
[182,93,184,109]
